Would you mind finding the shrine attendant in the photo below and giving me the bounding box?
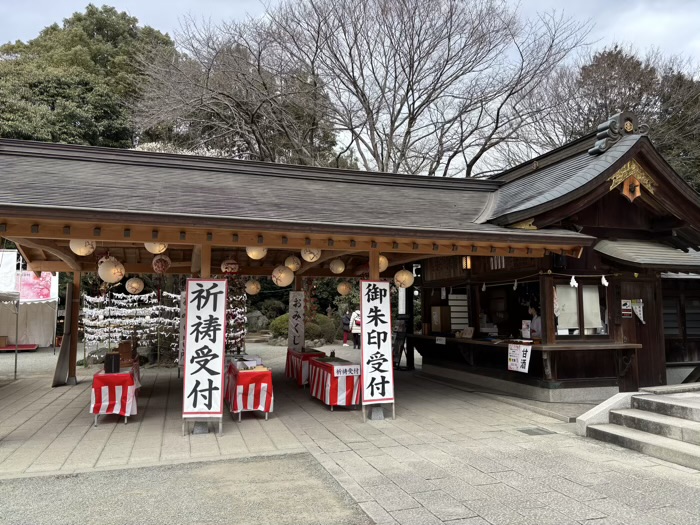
[350,308,361,349]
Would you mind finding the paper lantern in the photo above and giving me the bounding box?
[69,240,96,256]
[272,265,295,287]
[379,254,389,272]
[144,242,168,254]
[301,247,321,262]
[329,258,345,274]
[393,268,414,288]
[152,254,171,274]
[125,277,144,294]
[337,282,352,296]
[246,246,268,260]
[98,256,125,284]
[285,255,302,272]
[245,279,261,295]
[97,255,110,266]
[221,258,239,274]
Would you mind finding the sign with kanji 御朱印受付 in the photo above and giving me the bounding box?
[288,291,305,351]
[507,343,532,373]
[360,281,395,405]
[183,279,227,417]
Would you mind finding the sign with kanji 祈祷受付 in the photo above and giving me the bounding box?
[183,279,227,417]
[507,343,532,373]
[360,281,395,404]
[288,291,305,351]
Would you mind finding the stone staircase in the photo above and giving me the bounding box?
[587,387,700,470]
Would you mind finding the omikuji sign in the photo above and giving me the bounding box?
[183,279,227,417]
[360,281,395,405]
[288,291,305,351]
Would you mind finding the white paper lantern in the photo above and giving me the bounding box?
[144,242,168,254]
[69,239,96,256]
[301,247,321,262]
[379,254,389,272]
[221,258,239,274]
[245,279,261,295]
[125,277,144,294]
[285,255,302,272]
[329,258,345,274]
[394,268,415,288]
[152,254,171,274]
[97,255,110,266]
[337,282,352,296]
[98,256,125,284]
[272,265,295,287]
[246,246,268,260]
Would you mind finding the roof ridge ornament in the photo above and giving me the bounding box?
[588,112,649,156]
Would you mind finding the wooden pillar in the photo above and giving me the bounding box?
[369,250,380,280]
[68,272,80,384]
[201,244,211,278]
[294,275,303,291]
[540,274,555,344]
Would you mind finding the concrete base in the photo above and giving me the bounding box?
[369,406,385,421]
[422,364,618,403]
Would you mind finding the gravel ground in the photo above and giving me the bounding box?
[0,454,371,525]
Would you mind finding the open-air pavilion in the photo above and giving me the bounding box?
[0,137,589,385]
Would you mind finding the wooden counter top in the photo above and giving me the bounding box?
[407,334,641,351]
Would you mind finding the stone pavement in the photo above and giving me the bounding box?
[2,343,700,525]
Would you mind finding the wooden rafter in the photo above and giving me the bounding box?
[8,237,81,271]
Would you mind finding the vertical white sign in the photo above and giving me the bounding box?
[178,291,186,366]
[398,287,406,315]
[288,291,305,351]
[183,279,227,417]
[361,281,395,404]
[507,344,532,373]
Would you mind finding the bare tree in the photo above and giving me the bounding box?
[268,0,589,176]
[135,17,340,165]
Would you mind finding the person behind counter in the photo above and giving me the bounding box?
[528,302,541,340]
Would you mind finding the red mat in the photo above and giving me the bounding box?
[0,344,38,352]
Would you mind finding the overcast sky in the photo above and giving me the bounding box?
[2,0,700,59]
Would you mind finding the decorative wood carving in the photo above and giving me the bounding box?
[608,159,656,202]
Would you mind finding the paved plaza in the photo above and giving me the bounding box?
[2,344,700,524]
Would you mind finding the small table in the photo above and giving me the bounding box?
[309,357,361,410]
[225,361,274,421]
[91,363,140,426]
[285,349,326,387]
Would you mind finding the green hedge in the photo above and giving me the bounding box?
[269,313,338,343]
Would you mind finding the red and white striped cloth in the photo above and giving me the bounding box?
[285,349,326,386]
[226,362,274,414]
[90,366,139,417]
[309,359,361,407]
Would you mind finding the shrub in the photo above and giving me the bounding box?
[257,299,286,320]
[269,313,336,343]
[269,313,289,338]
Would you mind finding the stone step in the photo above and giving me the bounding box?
[587,423,700,471]
[632,394,700,423]
[610,408,700,446]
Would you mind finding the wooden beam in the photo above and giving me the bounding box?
[191,245,202,274]
[8,237,81,271]
[201,245,211,278]
[68,272,80,383]
[369,250,380,280]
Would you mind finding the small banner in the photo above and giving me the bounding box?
[333,364,361,377]
[183,279,227,417]
[508,343,532,373]
[361,280,395,405]
[288,291,305,351]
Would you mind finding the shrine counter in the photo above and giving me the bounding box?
[285,348,327,387]
[90,362,141,426]
[407,335,641,390]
